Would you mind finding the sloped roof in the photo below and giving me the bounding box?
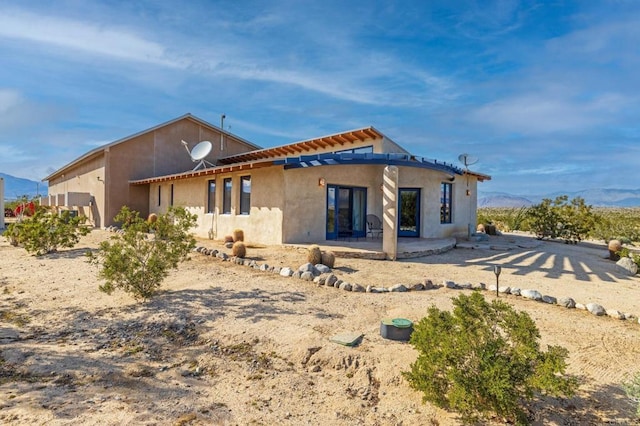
[218,127,383,164]
[43,113,261,182]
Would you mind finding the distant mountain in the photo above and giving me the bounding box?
[479,188,640,208]
[0,173,47,200]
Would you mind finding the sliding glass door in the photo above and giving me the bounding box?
[326,185,366,240]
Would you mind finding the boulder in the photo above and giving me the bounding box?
[616,257,638,276]
[586,303,606,316]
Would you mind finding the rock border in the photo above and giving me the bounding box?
[192,245,640,326]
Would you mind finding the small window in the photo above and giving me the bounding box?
[207,180,216,213]
[240,176,251,215]
[335,145,373,154]
[158,185,161,206]
[441,182,452,224]
[170,184,174,206]
[223,178,232,214]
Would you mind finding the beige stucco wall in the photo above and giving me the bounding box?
[146,163,480,245]
[148,167,286,245]
[46,154,106,227]
[0,177,4,229]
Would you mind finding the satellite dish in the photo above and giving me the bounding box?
[458,153,478,168]
[181,140,215,171]
[191,141,212,161]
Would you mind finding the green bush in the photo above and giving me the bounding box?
[526,196,598,243]
[623,372,640,418]
[3,207,90,255]
[403,292,577,425]
[87,206,197,301]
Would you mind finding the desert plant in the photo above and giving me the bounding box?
[3,207,90,255]
[307,244,322,265]
[525,196,599,243]
[233,229,244,242]
[403,292,577,425]
[87,206,197,301]
[232,241,246,258]
[623,372,640,418]
[321,250,335,268]
[147,213,158,224]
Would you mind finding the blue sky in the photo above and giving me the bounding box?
[1,1,639,196]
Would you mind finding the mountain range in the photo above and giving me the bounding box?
[1,173,47,200]
[479,188,640,208]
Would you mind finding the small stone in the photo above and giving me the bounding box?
[311,365,321,373]
[280,267,293,277]
[339,282,352,291]
[300,271,314,281]
[315,264,332,274]
[325,274,338,287]
[291,270,302,279]
[575,303,586,310]
[333,279,343,288]
[445,281,457,289]
[498,286,511,294]
[542,295,557,304]
[410,283,425,291]
[616,257,638,276]
[424,279,435,289]
[225,242,233,249]
[472,282,486,291]
[390,284,408,292]
[509,288,521,296]
[314,276,326,285]
[521,289,543,301]
[558,297,576,308]
[458,283,473,290]
[351,284,365,292]
[606,309,625,320]
[586,303,606,316]
[259,264,269,271]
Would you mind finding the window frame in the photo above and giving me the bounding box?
[222,177,232,214]
[207,179,216,214]
[440,182,453,224]
[239,175,251,215]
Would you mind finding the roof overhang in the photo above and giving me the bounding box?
[218,127,384,164]
[130,160,275,185]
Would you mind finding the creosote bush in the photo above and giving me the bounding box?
[623,372,640,418]
[87,206,197,301]
[403,292,577,425]
[3,207,90,255]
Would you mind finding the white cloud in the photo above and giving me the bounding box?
[0,9,180,68]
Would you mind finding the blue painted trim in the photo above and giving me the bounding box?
[273,153,462,175]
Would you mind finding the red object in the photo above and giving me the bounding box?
[14,202,36,216]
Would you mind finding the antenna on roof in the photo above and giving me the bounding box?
[181,140,214,171]
[458,153,479,195]
[220,114,226,151]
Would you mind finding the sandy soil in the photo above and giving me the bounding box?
[1,230,639,425]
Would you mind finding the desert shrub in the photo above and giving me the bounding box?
[525,196,598,243]
[147,213,158,224]
[477,207,529,232]
[321,250,335,268]
[3,207,90,255]
[623,372,640,418]
[591,208,640,243]
[307,244,322,265]
[232,241,246,258]
[232,229,244,242]
[87,206,197,301]
[403,292,577,425]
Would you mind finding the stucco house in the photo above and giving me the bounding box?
[44,114,490,258]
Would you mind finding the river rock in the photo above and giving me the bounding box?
[586,303,606,316]
[558,297,576,308]
[616,257,638,276]
[521,289,542,301]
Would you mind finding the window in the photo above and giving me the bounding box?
[223,178,232,214]
[170,184,174,206]
[158,185,161,206]
[240,176,251,215]
[441,182,452,224]
[207,180,216,213]
[335,145,373,154]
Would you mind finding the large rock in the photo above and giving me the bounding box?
[616,257,638,276]
[521,289,542,301]
[586,303,606,316]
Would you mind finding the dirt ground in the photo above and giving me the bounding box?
[1,230,639,425]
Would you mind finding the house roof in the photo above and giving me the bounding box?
[217,126,384,164]
[43,113,261,182]
[129,152,491,185]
